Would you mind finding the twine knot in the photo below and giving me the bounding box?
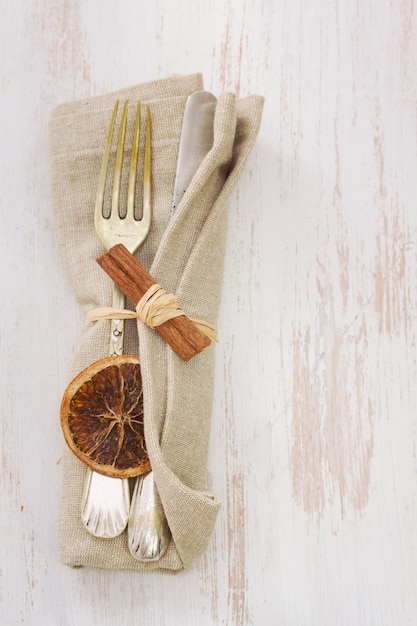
[87,283,218,343]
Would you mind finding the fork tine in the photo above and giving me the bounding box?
[95,100,119,220]
[112,101,129,217]
[127,102,141,217]
[142,106,152,231]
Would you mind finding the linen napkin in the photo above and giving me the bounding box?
[49,73,264,572]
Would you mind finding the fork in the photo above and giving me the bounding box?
[81,99,152,538]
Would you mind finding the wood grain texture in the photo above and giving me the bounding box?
[1,0,417,624]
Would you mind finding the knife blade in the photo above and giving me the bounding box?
[171,90,217,214]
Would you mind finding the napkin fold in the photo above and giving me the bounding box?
[49,73,264,572]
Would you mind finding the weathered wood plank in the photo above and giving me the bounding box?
[1,0,416,624]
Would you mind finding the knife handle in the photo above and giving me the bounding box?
[128,471,171,561]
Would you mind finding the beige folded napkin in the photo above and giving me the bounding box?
[49,73,264,572]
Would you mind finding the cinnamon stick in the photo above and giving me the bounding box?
[96,244,211,361]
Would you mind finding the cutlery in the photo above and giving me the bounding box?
[128,90,217,560]
[81,100,152,538]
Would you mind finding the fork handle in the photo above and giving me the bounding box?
[108,284,125,355]
[81,283,130,538]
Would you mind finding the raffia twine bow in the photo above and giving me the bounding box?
[87,282,218,343]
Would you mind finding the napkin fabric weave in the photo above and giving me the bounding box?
[49,73,263,572]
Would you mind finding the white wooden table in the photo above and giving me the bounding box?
[2,1,417,624]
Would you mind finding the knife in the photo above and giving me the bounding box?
[128,90,217,562]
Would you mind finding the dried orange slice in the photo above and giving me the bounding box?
[60,355,150,478]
